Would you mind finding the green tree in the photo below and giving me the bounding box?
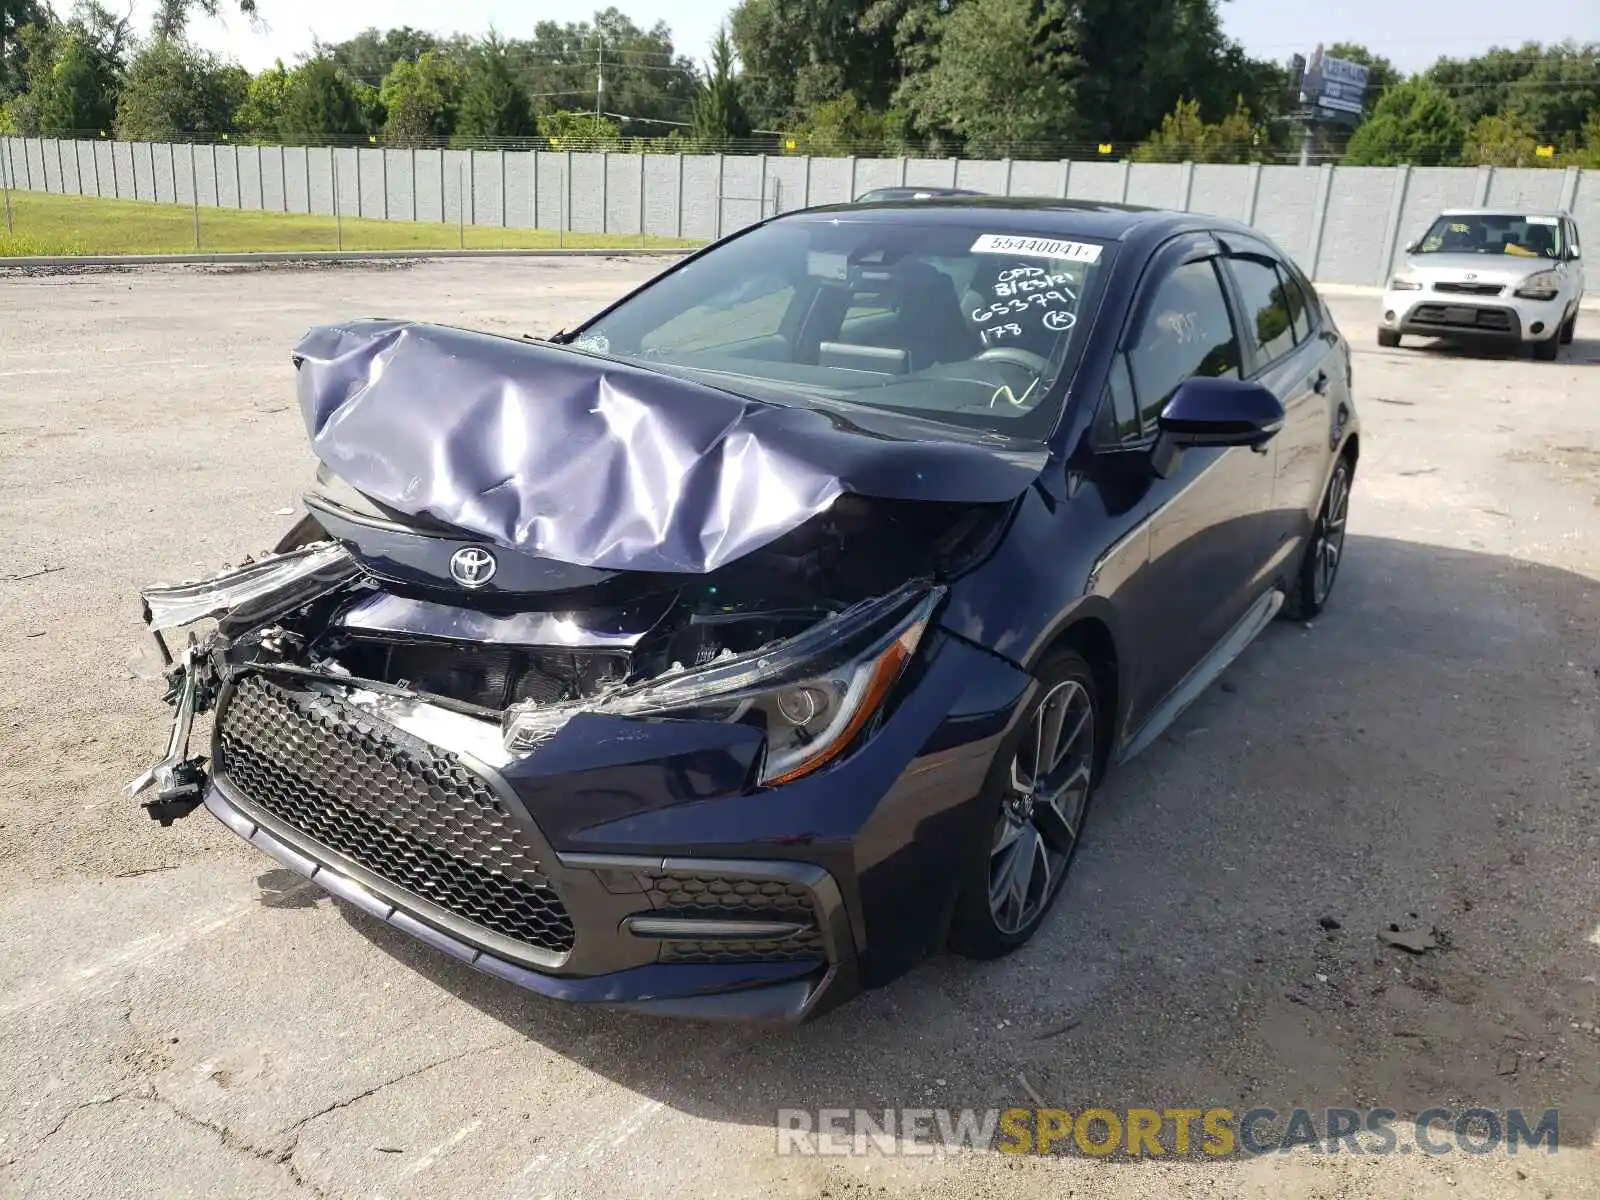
[114,37,246,139]
[795,91,898,154]
[235,59,288,139]
[898,0,1066,155]
[1,0,48,99]
[1345,77,1466,166]
[378,50,461,145]
[150,0,257,41]
[729,0,897,129]
[691,27,750,149]
[1465,111,1543,167]
[324,25,440,84]
[456,32,534,141]
[1426,42,1600,144]
[538,108,620,147]
[277,56,366,142]
[1134,96,1264,162]
[15,2,134,136]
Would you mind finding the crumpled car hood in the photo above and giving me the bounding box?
[292,319,1048,574]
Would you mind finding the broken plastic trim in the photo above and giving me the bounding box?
[501,583,943,785]
[140,542,357,633]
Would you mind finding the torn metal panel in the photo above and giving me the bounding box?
[141,542,358,632]
[292,320,1048,574]
[334,590,675,649]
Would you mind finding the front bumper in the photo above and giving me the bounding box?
[1381,290,1566,343]
[191,626,1030,1020]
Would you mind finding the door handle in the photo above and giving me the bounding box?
[1312,371,1331,395]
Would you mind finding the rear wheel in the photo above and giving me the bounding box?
[1531,336,1560,362]
[949,650,1100,960]
[1377,328,1401,349]
[1283,456,1352,621]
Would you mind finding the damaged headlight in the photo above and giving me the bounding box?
[502,584,942,787]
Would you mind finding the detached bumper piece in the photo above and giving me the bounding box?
[205,671,854,1020]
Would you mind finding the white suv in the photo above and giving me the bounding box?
[1379,209,1584,361]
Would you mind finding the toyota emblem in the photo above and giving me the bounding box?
[449,546,497,588]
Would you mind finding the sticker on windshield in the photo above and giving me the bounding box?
[807,250,850,281]
[971,234,1103,263]
[1526,215,1558,226]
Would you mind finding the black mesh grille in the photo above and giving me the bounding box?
[644,869,825,964]
[217,674,575,956]
[1432,282,1504,297]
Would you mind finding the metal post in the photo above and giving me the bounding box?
[380,148,388,220]
[1059,159,1071,199]
[466,151,474,228]
[256,146,264,210]
[899,156,908,187]
[564,151,573,244]
[211,143,218,206]
[559,160,565,249]
[411,148,418,221]
[500,149,507,228]
[600,150,609,234]
[55,138,65,194]
[1307,162,1335,280]
[2,141,12,236]
[1375,163,1411,285]
[714,153,725,239]
[1298,122,1315,168]
[90,139,100,196]
[757,152,768,218]
[333,150,343,251]
[1118,159,1131,204]
[303,145,310,213]
[1244,162,1262,226]
[459,159,466,248]
[168,142,177,206]
[674,153,684,238]
[281,145,288,212]
[1002,158,1014,198]
[1178,160,1195,212]
[802,156,811,207]
[232,144,241,210]
[846,155,856,202]
[531,149,539,230]
[191,143,200,250]
[638,152,646,248]
[130,144,138,202]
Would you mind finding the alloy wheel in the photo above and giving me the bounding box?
[1312,466,1350,607]
[989,678,1095,935]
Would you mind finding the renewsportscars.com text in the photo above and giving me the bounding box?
[775,1106,1560,1157]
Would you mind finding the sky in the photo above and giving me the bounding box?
[52,0,1600,74]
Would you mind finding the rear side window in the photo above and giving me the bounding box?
[1229,255,1297,368]
[1278,266,1312,345]
[1126,258,1241,435]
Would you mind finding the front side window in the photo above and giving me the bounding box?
[1416,213,1565,259]
[572,219,1111,438]
[1126,259,1241,435]
[1228,255,1297,368]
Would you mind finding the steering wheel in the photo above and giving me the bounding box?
[975,346,1052,374]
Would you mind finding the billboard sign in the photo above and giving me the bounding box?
[1299,44,1370,125]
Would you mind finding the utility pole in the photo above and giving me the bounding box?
[595,38,605,130]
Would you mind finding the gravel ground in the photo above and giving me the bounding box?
[1,259,1598,1200]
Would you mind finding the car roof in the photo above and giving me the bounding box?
[1438,207,1573,218]
[782,196,1245,243]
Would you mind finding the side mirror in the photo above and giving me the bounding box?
[1568,246,1582,262]
[1151,378,1285,477]
[1404,239,1419,254]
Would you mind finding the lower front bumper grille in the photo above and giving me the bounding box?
[216,674,576,957]
[644,868,828,963]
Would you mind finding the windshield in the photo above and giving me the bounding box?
[569,218,1110,438]
[1415,214,1565,259]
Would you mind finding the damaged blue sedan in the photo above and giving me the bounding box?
[129,198,1359,1021]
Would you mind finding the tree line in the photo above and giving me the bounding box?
[2,0,1599,168]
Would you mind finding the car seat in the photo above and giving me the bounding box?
[890,260,979,369]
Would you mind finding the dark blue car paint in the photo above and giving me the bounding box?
[181,199,1357,1019]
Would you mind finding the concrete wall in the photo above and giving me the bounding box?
[3,136,1596,289]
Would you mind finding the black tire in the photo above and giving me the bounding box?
[949,649,1102,960]
[1377,328,1401,349]
[1560,314,1576,345]
[1283,455,1353,621]
[1531,336,1560,362]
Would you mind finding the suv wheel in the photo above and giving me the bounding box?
[1377,329,1401,349]
[1531,336,1560,362]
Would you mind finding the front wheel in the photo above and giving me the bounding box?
[1377,328,1401,349]
[948,650,1101,960]
[1531,336,1560,362]
[1283,457,1352,621]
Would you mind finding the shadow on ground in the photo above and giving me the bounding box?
[302,533,1600,1156]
